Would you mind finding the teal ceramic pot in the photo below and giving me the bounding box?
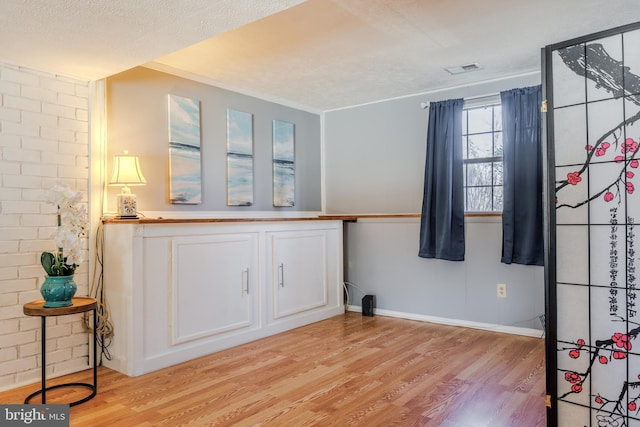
[40,275,77,308]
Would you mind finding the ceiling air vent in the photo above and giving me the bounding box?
[444,63,482,75]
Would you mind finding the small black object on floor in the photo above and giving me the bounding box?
[362,294,375,316]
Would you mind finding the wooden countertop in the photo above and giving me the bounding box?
[102,215,360,224]
[101,213,502,225]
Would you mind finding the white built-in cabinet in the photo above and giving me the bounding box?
[269,230,328,320]
[102,219,344,376]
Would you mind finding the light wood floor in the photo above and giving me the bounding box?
[0,312,546,426]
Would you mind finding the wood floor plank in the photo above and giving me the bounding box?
[0,312,546,426]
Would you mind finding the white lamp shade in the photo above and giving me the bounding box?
[109,154,147,186]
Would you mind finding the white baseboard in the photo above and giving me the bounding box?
[346,305,544,338]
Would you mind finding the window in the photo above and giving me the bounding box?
[462,102,503,212]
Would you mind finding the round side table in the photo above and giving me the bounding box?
[23,297,98,406]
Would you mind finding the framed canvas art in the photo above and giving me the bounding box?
[272,120,295,207]
[168,94,202,204]
[226,109,254,206]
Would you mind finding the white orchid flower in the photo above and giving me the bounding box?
[41,183,87,276]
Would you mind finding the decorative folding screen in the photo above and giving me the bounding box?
[546,22,640,426]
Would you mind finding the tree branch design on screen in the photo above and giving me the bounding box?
[559,327,640,423]
[555,44,640,209]
[555,42,640,427]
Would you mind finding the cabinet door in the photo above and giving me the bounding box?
[271,230,328,319]
[170,233,257,345]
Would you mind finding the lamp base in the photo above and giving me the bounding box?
[116,193,138,218]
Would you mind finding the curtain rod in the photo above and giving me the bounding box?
[421,92,500,109]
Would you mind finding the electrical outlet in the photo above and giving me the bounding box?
[497,283,507,298]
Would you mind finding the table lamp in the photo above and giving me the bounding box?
[109,151,147,218]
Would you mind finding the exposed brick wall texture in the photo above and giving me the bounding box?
[0,62,90,391]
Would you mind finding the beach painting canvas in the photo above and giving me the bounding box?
[272,120,295,207]
[168,94,202,204]
[227,109,254,206]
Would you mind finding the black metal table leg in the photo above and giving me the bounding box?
[41,316,46,404]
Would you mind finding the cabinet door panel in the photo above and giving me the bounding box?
[272,231,328,319]
[171,234,256,344]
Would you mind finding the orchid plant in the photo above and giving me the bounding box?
[41,184,87,276]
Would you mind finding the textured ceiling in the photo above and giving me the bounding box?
[0,0,304,80]
[1,0,640,111]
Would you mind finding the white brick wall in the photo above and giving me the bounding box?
[0,62,90,391]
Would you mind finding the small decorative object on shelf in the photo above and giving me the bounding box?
[40,184,87,307]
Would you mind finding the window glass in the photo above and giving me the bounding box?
[467,133,493,159]
[466,187,493,211]
[494,132,503,156]
[467,163,492,186]
[493,162,503,185]
[462,103,503,212]
[467,107,493,133]
[493,186,504,211]
[493,106,503,131]
[462,136,468,159]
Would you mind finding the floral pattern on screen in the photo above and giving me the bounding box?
[552,27,640,427]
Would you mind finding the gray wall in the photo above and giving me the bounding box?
[325,73,546,330]
[344,217,545,330]
[107,67,322,214]
[324,73,542,214]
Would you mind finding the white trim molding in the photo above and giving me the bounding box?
[347,305,544,339]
